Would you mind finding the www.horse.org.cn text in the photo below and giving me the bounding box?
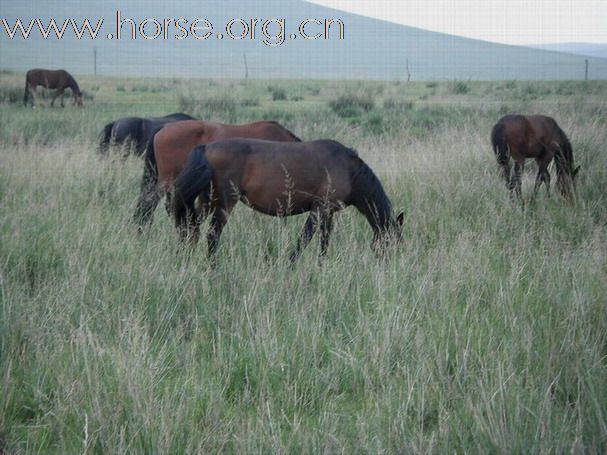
[1,12,346,47]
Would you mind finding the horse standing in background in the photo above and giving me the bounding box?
[171,138,404,263]
[98,113,195,158]
[491,114,579,201]
[133,119,302,230]
[23,69,83,107]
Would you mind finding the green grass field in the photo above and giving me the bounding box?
[1,72,606,453]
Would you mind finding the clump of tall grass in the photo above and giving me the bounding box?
[329,93,375,118]
[268,86,287,101]
[451,79,470,94]
[178,94,242,122]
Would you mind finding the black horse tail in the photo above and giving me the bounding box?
[98,122,114,156]
[491,122,509,165]
[172,145,213,232]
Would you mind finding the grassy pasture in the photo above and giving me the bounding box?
[1,72,606,453]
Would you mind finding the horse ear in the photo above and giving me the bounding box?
[574,165,580,177]
[396,212,404,227]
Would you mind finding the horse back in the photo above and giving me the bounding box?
[495,115,550,159]
[26,68,69,88]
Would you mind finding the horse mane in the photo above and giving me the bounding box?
[556,132,573,171]
[267,121,302,142]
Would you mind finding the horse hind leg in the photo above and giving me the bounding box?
[206,201,235,259]
[54,88,65,108]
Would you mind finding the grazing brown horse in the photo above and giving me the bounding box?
[23,69,83,107]
[133,120,301,229]
[172,138,404,264]
[491,114,579,200]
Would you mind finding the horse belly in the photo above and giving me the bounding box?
[244,190,314,216]
[238,174,315,216]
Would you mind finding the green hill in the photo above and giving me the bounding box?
[2,0,606,80]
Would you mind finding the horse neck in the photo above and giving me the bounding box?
[351,163,395,236]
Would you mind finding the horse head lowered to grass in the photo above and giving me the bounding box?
[171,138,404,264]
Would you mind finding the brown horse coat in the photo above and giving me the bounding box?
[23,69,82,107]
[491,114,578,199]
[133,120,301,228]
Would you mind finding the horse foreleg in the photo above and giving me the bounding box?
[534,154,552,199]
[289,212,319,264]
[59,90,65,108]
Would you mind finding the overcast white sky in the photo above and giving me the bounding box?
[305,0,607,45]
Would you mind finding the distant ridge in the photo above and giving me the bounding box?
[2,0,607,80]
[528,43,607,61]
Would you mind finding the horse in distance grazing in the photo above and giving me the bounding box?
[23,69,82,107]
[171,138,404,263]
[491,114,579,201]
[98,113,195,158]
[133,119,302,230]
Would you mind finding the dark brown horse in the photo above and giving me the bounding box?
[23,69,83,107]
[133,120,301,229]
[172,138,404,263]
[98,112,195,157]
[491,114,579,200]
